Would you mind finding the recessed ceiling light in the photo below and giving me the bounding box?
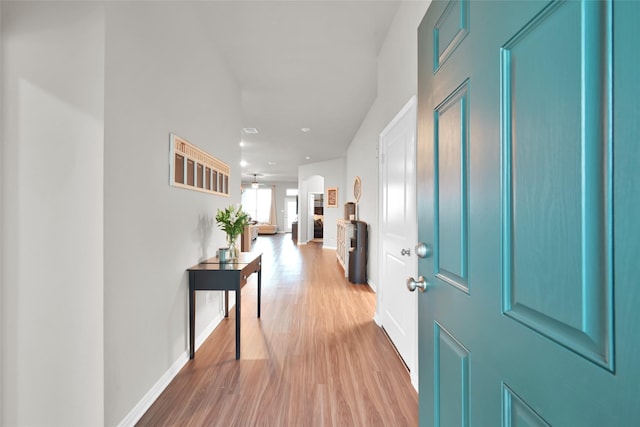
[239,141,245,147]
[305,156,311,160]
[243,128,258,134]
[267,161,276,166]
[240,160,247,167]
[301,127,311,132]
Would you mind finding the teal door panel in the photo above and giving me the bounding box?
[501,0,613,370]
[434,80,470,293]
[417,1,640,426]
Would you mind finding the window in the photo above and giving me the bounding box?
[242,187,272,223]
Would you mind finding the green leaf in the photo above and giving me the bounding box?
[215,204,250,240]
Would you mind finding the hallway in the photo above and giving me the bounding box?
[137,234,418,426]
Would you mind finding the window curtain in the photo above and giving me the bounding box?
[269,185,277,225]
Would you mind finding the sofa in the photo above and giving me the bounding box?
[256,223,277,235]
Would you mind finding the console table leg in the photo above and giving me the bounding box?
[235,290,241,360]
[224,290,229,318]
[189,273,195,359]
[257,268,262,318]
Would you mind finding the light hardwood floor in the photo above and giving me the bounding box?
[137,234,418,426]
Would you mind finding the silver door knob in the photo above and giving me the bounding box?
[415,242,432,259]
[406,276,429,292]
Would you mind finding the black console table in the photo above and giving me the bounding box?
[187,252,262,360]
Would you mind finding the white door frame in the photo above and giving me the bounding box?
[307,193,321,243]
[377,96,418,390]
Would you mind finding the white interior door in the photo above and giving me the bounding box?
[284,196,296,232]
[378,96,418,389]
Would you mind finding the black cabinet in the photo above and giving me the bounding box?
[348,220,367,284]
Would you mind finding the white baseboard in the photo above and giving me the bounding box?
[117,311,226,427]
[367,279,377,293]
[411,367,419,392]
[373,312,382,326]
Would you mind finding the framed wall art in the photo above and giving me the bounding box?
[326,187,338,208]
[169,133,230,196]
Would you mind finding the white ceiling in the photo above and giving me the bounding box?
[198,1,401,182]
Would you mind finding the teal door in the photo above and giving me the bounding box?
[416,1,640,425]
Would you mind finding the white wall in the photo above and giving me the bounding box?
[1,3,105,425]
[103,3,242,425]
[299,158,345,248]
[346,0,431,289]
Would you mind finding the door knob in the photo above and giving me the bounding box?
[415,242,432,259]
[401,248,411,256]
[406,276,429,292]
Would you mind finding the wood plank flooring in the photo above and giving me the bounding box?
[137,234,418,426]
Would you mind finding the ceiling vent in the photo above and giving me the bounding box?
[243,128,258,134]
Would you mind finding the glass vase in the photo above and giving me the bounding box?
[227,235,238,261]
